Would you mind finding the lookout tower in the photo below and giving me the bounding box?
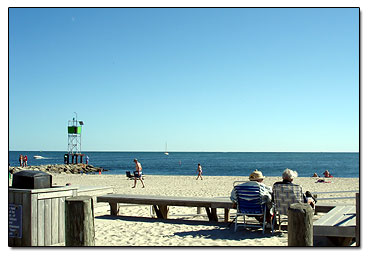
[65,112,85,164]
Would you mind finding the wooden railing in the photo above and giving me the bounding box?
[313,190,359,201]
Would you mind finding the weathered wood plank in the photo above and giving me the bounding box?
[58,198,65,243]
[21,192,31,246]
[97,194,233,209]
[8,191,15,247]
[98,194,235,223]
[10,186,79,194]
[30,194,38,246]
[51,198,59,245]
[314,205,356,239]
[77,186,114,197]
[317,207,349,225]
[44,198,52,246]
[314,206,356,226]
[38,190,75,200]
[313,190,359,194]
[313,225,355,238]
[37,199,45,246]
[14,192,23,247]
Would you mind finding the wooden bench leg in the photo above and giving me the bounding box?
[211,208,217,221]
[153,205,168,219]
[224,208,230,222]
[205,207,218,222]
[109,203,119,216]
[159,205,169,219]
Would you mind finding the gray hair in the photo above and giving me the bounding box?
[282,168,298,180]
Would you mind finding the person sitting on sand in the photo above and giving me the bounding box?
[323,170,333,178]
[230,169,273,223]
[196,163,203,180]
[132,159,145,188]
[273,168,316,208]
[312,173,318,177]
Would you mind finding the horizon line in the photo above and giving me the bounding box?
[8,150,359,153]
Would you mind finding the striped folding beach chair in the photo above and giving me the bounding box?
[233,181,271,234]
[272,183,304,232]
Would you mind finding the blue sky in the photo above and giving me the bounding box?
[9,8,359,152]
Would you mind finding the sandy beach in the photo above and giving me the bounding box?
[48,173,359,246]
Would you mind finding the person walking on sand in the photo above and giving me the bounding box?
[132,159,145,188]
[196,163,203,180]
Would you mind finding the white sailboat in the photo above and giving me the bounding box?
[164,142,169,155]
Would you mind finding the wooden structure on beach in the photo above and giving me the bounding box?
[313,193,359,246]
[9,186,79,246]
[8,186,113,246]
[97,194,234,222]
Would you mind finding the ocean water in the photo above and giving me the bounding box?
[8,151,359,178]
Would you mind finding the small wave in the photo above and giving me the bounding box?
[33,156,48,159]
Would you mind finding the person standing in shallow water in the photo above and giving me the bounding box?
[132,159,145,188]
[196,163,203,180]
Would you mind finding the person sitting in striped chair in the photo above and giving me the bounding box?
[230,169,273,223]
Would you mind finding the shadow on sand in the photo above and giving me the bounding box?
[95,215,283,241]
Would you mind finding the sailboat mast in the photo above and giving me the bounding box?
[164,142,169,155]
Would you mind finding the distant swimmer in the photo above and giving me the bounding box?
[312,173,318,177]
[196,163,203,180]
[132,159,145,188]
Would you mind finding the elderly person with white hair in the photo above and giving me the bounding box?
[273,168,316,207]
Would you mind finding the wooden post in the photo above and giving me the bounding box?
[65,196,95,246]
[288,203,314,246]
[356,193,360,247]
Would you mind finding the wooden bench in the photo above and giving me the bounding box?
[313,205,356,246]
[97,194,234,222]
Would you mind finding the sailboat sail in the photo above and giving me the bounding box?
[164,142,169,155]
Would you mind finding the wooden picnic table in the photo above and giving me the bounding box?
[313,205,356,246]
[97,194,234,222]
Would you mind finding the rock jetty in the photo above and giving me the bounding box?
[9,164,107,175]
